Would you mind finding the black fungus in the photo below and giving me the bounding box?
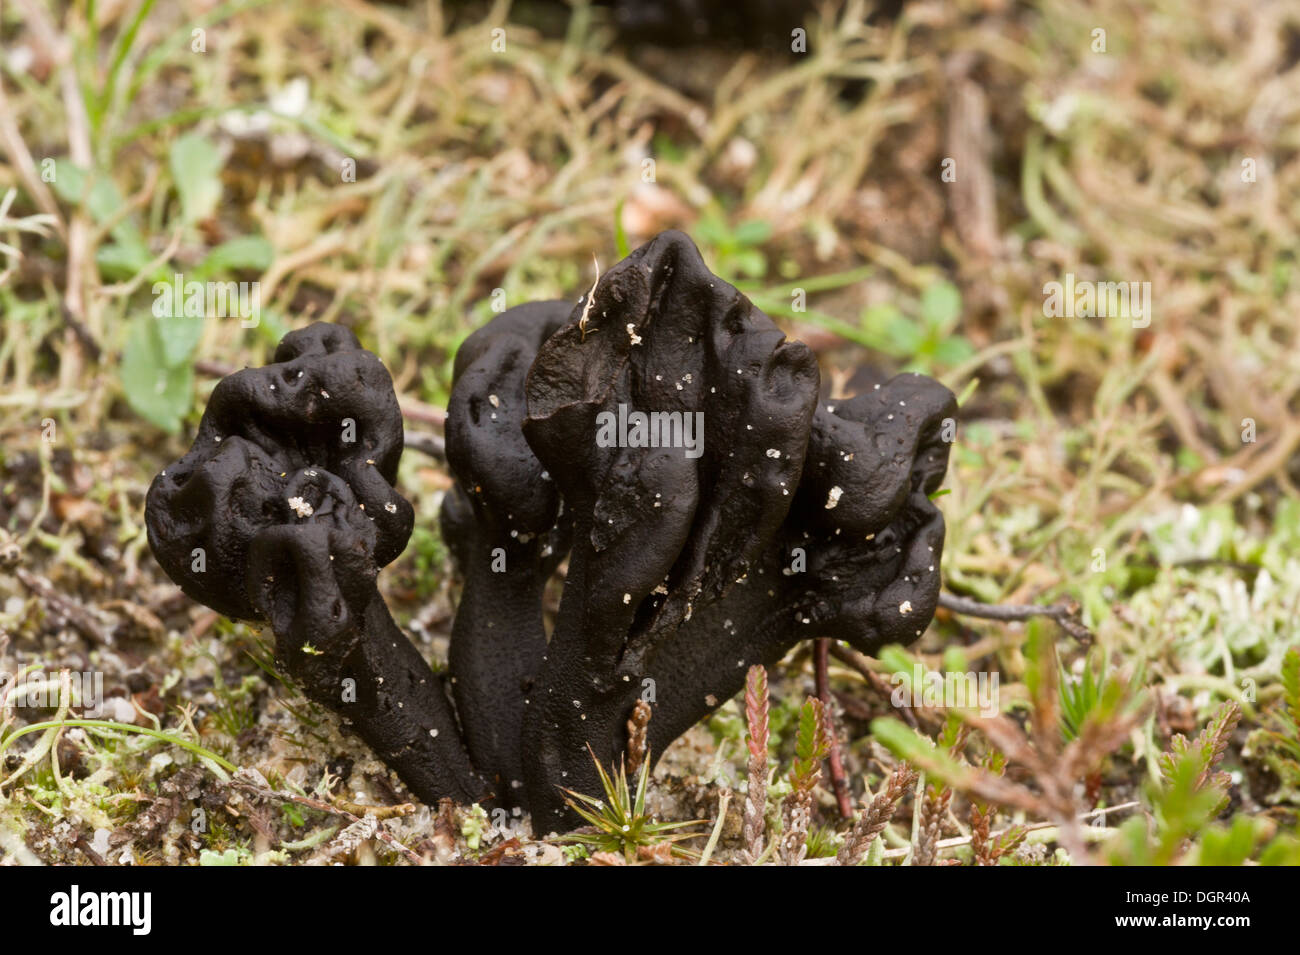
[147,233,956,829]
[440,301,573,802]
[514,231,955,823]
[145,324,484,805]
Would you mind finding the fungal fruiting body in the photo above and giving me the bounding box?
[144,324,484,804]
[146,231,955,828]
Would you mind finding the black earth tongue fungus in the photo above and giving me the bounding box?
[518,230,817,824]
[144,237,956,826]
[641,375,957,759]
[144,323,415,619]
[145,323,485,805]
[516,231,956,826]
[439,301,573,804]
[244,474,486,805]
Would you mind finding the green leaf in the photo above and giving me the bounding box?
[861,303,922,356]
[1060,656,1103,742]
[102,0,158,121]
[169,132,224,225]
[878,645,918,682]
[791,698,829,786]
[1259,832,1300,865]
[153,315,205,368]
[53,160,151,270]
[866,833,885,865]
[613,199,630,259]
[932,336,975,366]
[1023,618,1055,710]
[1282,648,1300,728]
[253,306,289,346]
[51,161,124,225]
[734,248,767,280]
[794,699,818,763]
[121,320,194,433]
[868,719,922,760]
[198,848,243,866]
[732,219,773,246]
[95,241,152,278]
[1193,816,1262,866]
[920,281,962,331]
[694,214,727,246]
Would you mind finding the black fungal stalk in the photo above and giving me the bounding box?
[146,231,956,828]
[440,302,573,800]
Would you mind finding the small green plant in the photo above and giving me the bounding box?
[870,629,1146,865]
[280,801,306,828]
[1103,702,1284,865]
[409,526,449,599]
[1059,656,1104,742]
[560,843,589,863]
[1244,647,1300,805]
[741,664,770,863]
[788,697,831,789]
[199,847,250,866]
[695,209,771,282]
[53,135,275,433]
[778,697,830,865]
[559,746,704,864]
[805,825,841,859]
[859,280,973,373]
[208,667,260,739]
[461,804,489,852]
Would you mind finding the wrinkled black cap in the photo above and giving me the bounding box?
[145,323,413,619]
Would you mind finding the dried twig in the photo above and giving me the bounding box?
[14,567,110,644]
[938,591,1092,642]
[814,638,853,818]
[229,771,423,864]
[403,431,446,460]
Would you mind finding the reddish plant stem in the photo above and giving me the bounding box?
[814,638,854,819]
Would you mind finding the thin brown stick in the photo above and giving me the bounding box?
[404,431,446,460]
[814,638,853,818]
[826,643,926,729]
[938,591,1092,642]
